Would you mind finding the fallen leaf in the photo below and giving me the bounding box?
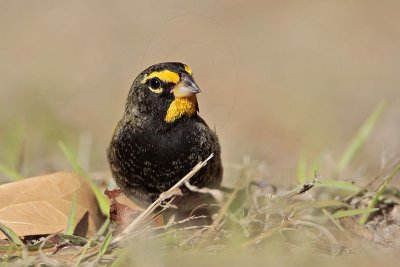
[105,189,141,234]
[105,189,163,233]
[0,172,104,239]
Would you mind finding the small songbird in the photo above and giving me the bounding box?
[107,62,223,214]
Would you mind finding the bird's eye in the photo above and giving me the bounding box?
[149,78,161,89]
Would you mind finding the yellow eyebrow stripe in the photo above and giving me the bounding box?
[141,70,180,84]
[184,65,192,75]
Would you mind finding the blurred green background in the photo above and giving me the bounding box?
[1,0,399,182]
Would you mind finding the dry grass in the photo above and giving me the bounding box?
[1,154,400,266]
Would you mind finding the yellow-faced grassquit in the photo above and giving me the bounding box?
[107,62,223,214]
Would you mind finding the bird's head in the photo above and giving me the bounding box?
[126,62,201,123]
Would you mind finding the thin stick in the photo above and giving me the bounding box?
[111,153,214,245]
[322,208,344,232]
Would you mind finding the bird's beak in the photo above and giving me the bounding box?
[172,73,201,98]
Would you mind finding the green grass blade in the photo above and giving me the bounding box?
[98,231,113,257]
[0,222,23,246]
[65,192,77,235]
[292,199,347,213]
[58,141,109,216]
[332,208,379,219]
[110,247,130,267]
[73,219,110,266]
[94,218,110,239]
[0,163,23,181]
[296,154,307,184]
[73,239,92,267]
[316,179,361,192]
[359,161,400,224]
[337,101,385,172]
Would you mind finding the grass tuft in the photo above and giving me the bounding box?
[337,101,386,172]
[359,161,400,224]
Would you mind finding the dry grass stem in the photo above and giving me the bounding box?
[111,153,214,245]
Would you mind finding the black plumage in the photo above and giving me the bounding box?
[107,62,222,213]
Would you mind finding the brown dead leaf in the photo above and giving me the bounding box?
[0,172,104,239]
[106,189,142,234]
[105,189,163,233]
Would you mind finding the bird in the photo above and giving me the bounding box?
[107,62,223,216]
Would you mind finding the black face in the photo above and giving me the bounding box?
[125,62,196,122]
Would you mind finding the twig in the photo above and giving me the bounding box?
[322,209,344,232]
[277,177,319,199]
[184,181,224,202]
[78,154,214,262]
[151,215,208,231]
[151,225,212,240]
[111,154,214,245]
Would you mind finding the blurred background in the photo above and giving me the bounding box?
[1,0,400,184]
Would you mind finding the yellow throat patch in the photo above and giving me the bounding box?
[165,96,197,123]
